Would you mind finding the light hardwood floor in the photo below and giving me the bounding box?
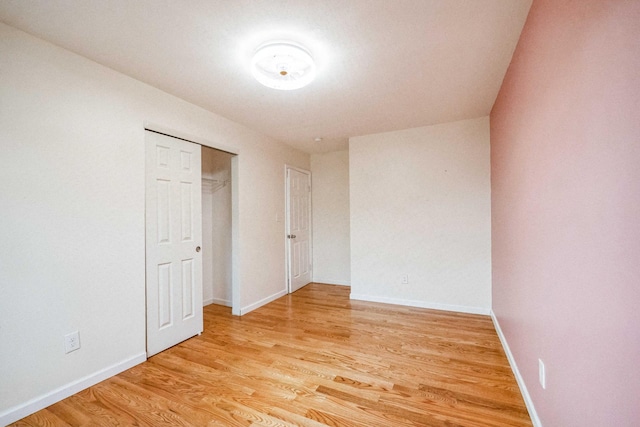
[13,284,532,426]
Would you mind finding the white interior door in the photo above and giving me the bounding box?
[286,167,312,293]
[145,131,203,357]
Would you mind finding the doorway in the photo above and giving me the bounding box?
[286,166,312,293]
[201,146,233,308]
[145,127,238,356]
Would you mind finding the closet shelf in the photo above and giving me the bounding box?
[202,177,230,193]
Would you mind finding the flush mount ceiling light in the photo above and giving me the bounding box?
[251,42,316,90]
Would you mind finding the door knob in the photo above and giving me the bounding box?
[196,246,201,252]
[287,234,297,239]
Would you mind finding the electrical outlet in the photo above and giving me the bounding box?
[401,274,409,284]
[64,331,81,354]
[538,358,546,389]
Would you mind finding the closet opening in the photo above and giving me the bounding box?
[201,146,234,309]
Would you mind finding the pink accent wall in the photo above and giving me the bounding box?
[490,1,640,426]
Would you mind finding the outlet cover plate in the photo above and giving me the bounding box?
[64,331,80,353]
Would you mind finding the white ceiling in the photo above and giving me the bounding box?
[0,0,531,154]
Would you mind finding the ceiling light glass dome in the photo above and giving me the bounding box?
[251,42,316,90]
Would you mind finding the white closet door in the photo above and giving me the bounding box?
[145,131,203,357]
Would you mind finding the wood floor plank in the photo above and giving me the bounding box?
[11,409,72,427]
[11,283,532,426]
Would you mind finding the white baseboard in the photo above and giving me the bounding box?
[0,352,147,426]
[239,289,287,315]
[491,310,542,427]
[349,293,490,315]
[312,278,350,286]
[204,297,232,307]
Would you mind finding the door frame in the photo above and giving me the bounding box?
[284,165,313,293]
[144,122,240,323]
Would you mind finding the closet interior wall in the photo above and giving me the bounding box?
[201,146,233,307]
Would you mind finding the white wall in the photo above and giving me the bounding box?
[202,147,233,306]
[349,117,491,314]
[310,150,351,285]
[0,23,308,424]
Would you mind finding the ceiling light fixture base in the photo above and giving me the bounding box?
[251,41,316,90]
